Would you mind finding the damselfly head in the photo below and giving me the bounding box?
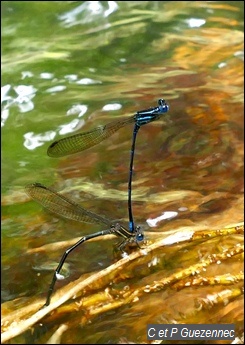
[135,225,144,242]
[158,99,169,113]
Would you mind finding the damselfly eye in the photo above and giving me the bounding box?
[158,99,169,112]
[136,233,144,242]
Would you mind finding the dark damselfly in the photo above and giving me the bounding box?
[25,182,143,307]
[47,99,169,233]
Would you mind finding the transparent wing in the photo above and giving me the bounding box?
[26,183,112,226]
[47,116,135,157]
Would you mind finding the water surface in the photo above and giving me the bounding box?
[1,1,244,344]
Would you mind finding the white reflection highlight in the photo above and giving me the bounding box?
[14,85,37,99]
[59,1,118,27]
[1,108,9,127]
[187,18,205,28]
[40,72,54,79]
[59,119,81,135]
[65,74,78,82]
[13,85,36,113]
[178,206,188,212]
[234,51,244,60]
[76,78,102,85]
[19,161,28,167]
[146,211,178,227]
[24,131,56,151]
[17,100,34,113]
[148,256,159,267]
[67,104,88,118]
[102,103,122,111]
[162,231,194,246]
[1,85,11,102]
[218,62,227,68]
[1,85,12,127]
[59,1,101,27]
[46,85,66,93]
[121,251,129,258]
[21,71,33,79]
[1,84,37,125]
[104,1,118,17]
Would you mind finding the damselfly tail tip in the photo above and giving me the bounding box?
[129,222,134,233]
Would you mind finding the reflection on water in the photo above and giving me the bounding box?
[1,1,244,344]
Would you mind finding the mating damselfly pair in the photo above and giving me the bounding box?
[26,98,169,306]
